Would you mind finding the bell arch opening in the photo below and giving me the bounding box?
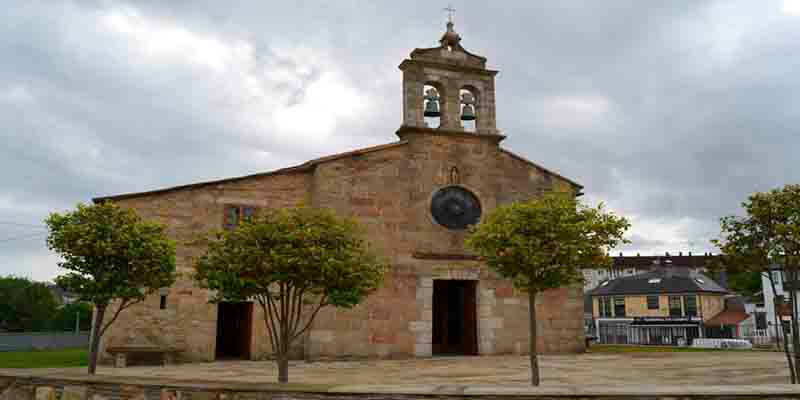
[423,83,442,128]
[459,87,477,132]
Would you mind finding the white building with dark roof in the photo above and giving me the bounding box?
[589,267,728,345]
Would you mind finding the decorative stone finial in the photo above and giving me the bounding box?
[440,21,462,48]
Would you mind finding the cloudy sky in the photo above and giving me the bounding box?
[2,1,800,281]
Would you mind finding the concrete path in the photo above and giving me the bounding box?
[3,352,791,386]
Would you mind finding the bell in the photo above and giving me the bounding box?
[424,99,441,117]
[461,104,475,121]
[423,87,441,117]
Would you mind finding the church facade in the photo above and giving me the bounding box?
[95,23,586,362]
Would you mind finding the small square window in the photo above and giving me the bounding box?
[224,204,259,230]
[647,296,659,310]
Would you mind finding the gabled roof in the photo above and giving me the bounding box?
[612,255,715,269]
[706,310,750,326]
[591,269,727,296]
[93,141,408,203]
[499,148,583,190]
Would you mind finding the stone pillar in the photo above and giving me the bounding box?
[411,276,433,356]
[441,80,461,130]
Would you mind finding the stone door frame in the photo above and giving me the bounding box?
[409,267,500,356]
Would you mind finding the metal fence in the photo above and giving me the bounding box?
[598,322,629,344]
[740,328,775,347]
[0,332,89,351]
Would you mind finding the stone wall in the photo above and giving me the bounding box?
[304,131,584,358]
[100,172,312,362]
[99,127,585,362]
[3,374,800,400]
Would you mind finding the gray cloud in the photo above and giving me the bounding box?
[2,0,799,280]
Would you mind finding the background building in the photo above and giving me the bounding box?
[590,267,727,345]
[582,253,721,293]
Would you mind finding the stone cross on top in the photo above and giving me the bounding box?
[444,4,456,23]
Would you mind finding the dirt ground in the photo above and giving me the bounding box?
[19,351,792,386]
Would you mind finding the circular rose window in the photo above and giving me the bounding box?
[430,186,481,230]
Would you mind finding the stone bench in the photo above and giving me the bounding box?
[106,346,183,368]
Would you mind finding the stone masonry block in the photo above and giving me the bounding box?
[416,331,432,344]
[35,387,55,400]
[478,329,495,340]
[479,317,503,330]
[2,384,33,400]
[495,284,514,298]
[420,309,432,321]
[61,386,87,400]
[375,344,391,357]
[479,340,494,355]
[310,330,334,343]
[416,287,432,300]
[414,343,432,357]
[478,304,493,317]
[409,321,432,332]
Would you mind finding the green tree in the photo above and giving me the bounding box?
[725,270,762,297]
[466,193,629,386]
[194,205,386,383]
[712,184,800,384]
[0,276,58,332]
[52,302,93,332]
[46,202,176,374]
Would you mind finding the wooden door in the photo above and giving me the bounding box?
[432,280,478,355]
[463,281,478,355]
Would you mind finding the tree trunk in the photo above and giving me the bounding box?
[770,272,795,384]
[277,356,289,383]
[529,290,540,386]
[88,305,106,375]
[790,274,800,383]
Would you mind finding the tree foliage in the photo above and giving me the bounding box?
[52,302,93,332]
[466,193,629,386]
[712,184,800,383]
[194,205,387,383]
[46,202,176,374]
[0,276,59,332]
[726,270,763,297]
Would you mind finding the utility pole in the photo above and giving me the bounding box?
[75,309,80,334]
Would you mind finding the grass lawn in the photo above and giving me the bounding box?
[588,344,751,353]
[0,347,87,368]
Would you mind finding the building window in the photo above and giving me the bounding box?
[159,295,167,310]
[614,297,626,317]
[669,296,682,317]
[647,295,659,310]
[599,297,612,317]
[684,295,697,317]
[223,205,257,230]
